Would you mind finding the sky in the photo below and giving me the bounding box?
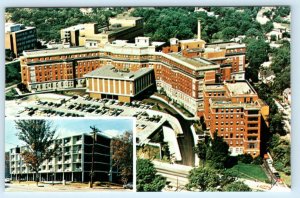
[5,118,134,152]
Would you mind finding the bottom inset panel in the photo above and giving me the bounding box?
[5,118,134,192]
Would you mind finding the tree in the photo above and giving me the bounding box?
[222,26,238,40]
[186,167,220,191]
[223,181,251,191]
[186,167,245,191]
[111,131,133,184]
[194,141,207,167]
[237,154,253,164]
[206,132,230,169]
[15,120,59,185]
[245,38,270,82]
[137,159,166,192]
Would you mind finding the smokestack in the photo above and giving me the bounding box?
[198,19,201,40]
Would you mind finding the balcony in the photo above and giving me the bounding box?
[65,168,72,172]
[74,167,82,172]
[74,159,82,163]
[64,160,71,164]
[75,140,82,145]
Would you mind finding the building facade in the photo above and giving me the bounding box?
[5,23,37,57]
[9,133,116,183]
[20,37,221,114]
[84,65,155,102]
[202,81,269,157]
[60,15,143,47]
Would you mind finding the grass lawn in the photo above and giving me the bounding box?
[279,172,291,187]
[229,163,270,182]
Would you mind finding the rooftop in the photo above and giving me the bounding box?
[5,23,35,33]
[61,24,91,31]
[23,47,99,58]
[209,98,261,110]
[84,65,153,81]
[226,81,256,95]
[180,38,206,43]
[169,53,216,68]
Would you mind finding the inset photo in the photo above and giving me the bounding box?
[5,118,134,192]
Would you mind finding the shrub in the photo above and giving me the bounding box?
[237,154,253,164]
[252,156,263,165]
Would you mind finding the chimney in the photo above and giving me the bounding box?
[198,20,201,40]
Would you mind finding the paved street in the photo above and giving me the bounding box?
[5,182,131,192]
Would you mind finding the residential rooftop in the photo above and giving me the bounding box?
[84,65,153,81]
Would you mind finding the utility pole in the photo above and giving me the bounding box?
[89,126,101,188]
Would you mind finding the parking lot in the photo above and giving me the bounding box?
[6,93,183,147]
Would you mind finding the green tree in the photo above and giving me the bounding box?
[137,159,166,192]
[223,181,251,191]
[245,38,270,82]
[186,167,244,191]
[15,120,60,186]
[186,167,220,191]
[206,132,230,169]
[111,131,133,184]
[262,21,274,33]
[194,141,207,167]
[222,26,238,40]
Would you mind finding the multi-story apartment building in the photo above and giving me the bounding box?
[9,132,116,183]
[60,15,143,47]
[201,81,269,157]
[5,23,37,57]
[84,65,155,102]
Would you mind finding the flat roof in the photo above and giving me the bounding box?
[84,65,153,81]
[169,53,216,68]
[226,81,256,95]
[205,84,225,91]
[23,47,99,58]
[180,39,205,43]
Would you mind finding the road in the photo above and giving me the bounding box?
[149,98,196,166]
[5,183,131,192]
[153,161,191,190]
[5,83,17,93]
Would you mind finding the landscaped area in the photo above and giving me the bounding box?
[229,163,269,182]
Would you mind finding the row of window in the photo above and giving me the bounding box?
[215,121,244,125]
[215,114,244,119]
[216,127,244,132]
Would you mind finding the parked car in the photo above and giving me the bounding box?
[5,178,11,183]
[123,182,133,189]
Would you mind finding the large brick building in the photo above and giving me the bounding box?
[18,20,268,157]
[201,81,269,157]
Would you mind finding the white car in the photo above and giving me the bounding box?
[5,178,11,183]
